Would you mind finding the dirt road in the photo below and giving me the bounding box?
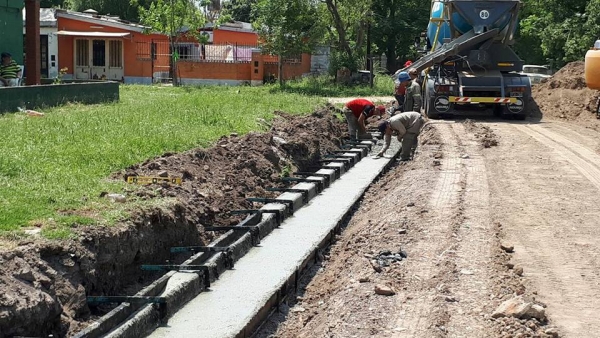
[257,119,600,338]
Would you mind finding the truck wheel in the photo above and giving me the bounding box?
[425,98,440,119]
[514,113,527,121]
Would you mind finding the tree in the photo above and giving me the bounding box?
[221,0,258,23]
[371,0,429,73]
[253,0,323,85]
[322,0,372,72]
[133,0,206,86]
[40,0,69,8]
[514,0,599,67]
[69,0,155,22]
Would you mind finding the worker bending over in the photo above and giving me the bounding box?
[342,98,385,140]
[376,111,425,161]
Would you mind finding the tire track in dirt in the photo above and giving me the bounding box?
[516,124,600,191]
[486,122,600,337]
[441,122,497,337]
[392,122,465,337]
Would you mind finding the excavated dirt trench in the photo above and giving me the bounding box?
[0,110,359,338]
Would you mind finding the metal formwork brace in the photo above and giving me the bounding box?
[342,144,371,152]
[87,296,168,318]
[247,197,295,215]
[170,246,234,268]
[266,187,309,203]
[306,166,341,179]
[141,265,211,288]
[324,154,357,165]
[231,209,284,226]
[281,177,324,192]
[343,141,373,150]
[204,226,261,246]
[318,158,352,170]
[293,172,331,186]
[229,210,263,226]
[332,150,364,159]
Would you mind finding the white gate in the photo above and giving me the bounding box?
[75,38,124,81]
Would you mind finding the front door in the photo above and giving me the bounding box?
[40,35,48,78]
[74,38,124,81]
[75,39,90,79]
[91,39,106,79]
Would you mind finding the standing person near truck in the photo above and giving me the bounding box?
[375,111,425,161]
[398,70,422,113]
[342,98,386,140]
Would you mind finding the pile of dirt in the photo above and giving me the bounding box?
[0,110,346,338]
[530,61,600,126]
[462,119,499,148]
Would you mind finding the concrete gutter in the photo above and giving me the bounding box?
[75,138,398,338]
[146,139,400,338]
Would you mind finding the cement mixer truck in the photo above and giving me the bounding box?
[408,0,530,119]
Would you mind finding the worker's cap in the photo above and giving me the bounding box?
[376,105,386,114]
[378,120,389,134]
[404,60,413,67]
[397,71,411,83]
[1,52,11,58]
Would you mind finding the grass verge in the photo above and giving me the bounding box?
[0,85,326,232]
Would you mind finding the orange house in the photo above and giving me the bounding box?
[56,10,311,85]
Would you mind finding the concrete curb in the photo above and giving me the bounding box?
[75,142,382,338]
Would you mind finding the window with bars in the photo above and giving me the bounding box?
[76,39,89,67]
[109,40,123,68]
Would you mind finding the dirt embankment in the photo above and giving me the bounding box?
[0,110,346,338]
[530,61,600,127]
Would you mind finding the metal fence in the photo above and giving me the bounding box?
[135,40,301,63]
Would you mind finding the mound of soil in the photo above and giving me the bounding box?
[0,110,346,338]
[530,61,600,126]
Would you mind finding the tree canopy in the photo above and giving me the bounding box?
[42,0,600,73]
[515,0,600,68]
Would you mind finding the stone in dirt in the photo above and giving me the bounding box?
[492,296,546,321]
[514,266,524,276]
[157,170,169,177]
[398,229,407,235]
[501,243,515,253]
[492,296,532,319]
[290,306,306,313]
[374,284,395,296]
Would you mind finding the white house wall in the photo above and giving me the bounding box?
[23,27,59,78]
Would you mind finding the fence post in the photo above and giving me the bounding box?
[251,48,264,86]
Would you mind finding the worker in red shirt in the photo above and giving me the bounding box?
[394,81,407,113]
[342,98,385,140]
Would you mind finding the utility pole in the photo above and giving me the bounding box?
[367,11,374,88]
[25,0,41,85]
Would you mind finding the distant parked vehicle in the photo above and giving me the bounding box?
[521,65,552,84]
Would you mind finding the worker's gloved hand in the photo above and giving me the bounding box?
[374,151,384,158]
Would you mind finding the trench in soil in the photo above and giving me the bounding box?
[0,109,366,338]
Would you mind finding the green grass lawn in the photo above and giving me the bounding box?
[0,78,393,236]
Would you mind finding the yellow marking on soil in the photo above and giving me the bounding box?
[127,176,182,185]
